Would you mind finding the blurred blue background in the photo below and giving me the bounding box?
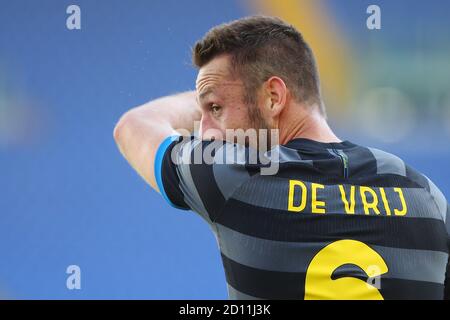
[0,0,449,299]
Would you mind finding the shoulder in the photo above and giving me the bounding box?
[367,146,447,222]
[157,135,258,221]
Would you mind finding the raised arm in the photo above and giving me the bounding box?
[113,91,201,191]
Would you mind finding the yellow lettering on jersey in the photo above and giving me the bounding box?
[379,187,392,216]
[311,183,326,214]
[288,180,307,212]
[339,185,355,214]
[394,188,407,216]
[360,186,380,215]
[287,180,407,217]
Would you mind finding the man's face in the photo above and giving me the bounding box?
[196,54,269,146]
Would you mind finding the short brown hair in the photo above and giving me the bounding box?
[192,15,324,115]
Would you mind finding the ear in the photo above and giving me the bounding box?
[263,76,287,117]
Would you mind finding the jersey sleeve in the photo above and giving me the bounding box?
[404,166,450,299]
[154,135,254,224]
[445,202,450,300]
[422,175,449,300]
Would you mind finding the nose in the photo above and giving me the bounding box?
[199,116,223,141]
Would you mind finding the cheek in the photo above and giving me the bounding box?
[201,113,222,130]
[225,105,252,129]
[200,114,226,140]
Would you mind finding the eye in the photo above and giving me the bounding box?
[210,104,222,116]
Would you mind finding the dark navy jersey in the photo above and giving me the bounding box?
[155,135,450,300]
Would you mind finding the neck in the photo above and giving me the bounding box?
[278,103,341,145]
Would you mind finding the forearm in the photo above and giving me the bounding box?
[114,90,201,189]
[122,90,201,134]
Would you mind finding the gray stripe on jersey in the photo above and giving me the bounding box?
[368,147,407,176]
[227,284,264,300]
[176,139,211,223]
[425,175,448,222]
[212,143,313,203]
[216,223,448,284]
[447,203,450,234]
[267,145,314,165]
[213,143,251,200]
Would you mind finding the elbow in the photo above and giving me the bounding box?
[113,111,136,147]
[113,113,126,145]
[113,108,163,147]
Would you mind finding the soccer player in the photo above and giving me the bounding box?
[114,16,449,299]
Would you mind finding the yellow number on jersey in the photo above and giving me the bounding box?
[305,239,388,300]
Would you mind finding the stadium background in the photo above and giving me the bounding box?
[0,0,449,299]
